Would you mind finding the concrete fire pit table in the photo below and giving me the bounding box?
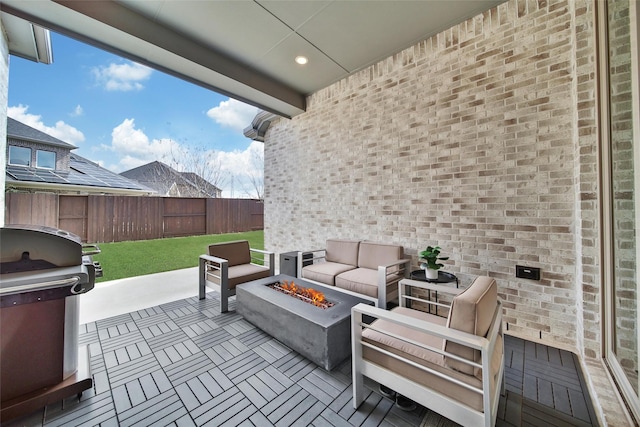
[236,274,372,370]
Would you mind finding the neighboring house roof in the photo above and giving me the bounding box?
[120,161,221,198]
[179,171,220,196]
[7,117,76,149]
[5,118,153,195]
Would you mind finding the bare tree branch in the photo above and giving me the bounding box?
[242,144,264,200]
[159,145,226,197]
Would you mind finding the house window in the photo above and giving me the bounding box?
[36,150,56,169]
[8,146,31,166]
[600,0,640,422]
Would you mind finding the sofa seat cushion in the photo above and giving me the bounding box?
[302,262,356,286]
[335,268,403,299]
[362,307,485,412]
[207,264,271,288]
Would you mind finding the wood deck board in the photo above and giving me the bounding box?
[4,293,598,427]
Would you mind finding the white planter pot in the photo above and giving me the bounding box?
[425,268,439,280]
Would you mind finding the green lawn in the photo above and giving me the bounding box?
[92,230,264,282]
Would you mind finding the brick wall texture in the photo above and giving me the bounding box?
[607,0,637,389]
[0,20,9,228]
[263,0,603,358]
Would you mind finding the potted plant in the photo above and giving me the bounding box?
[419,245,449,280]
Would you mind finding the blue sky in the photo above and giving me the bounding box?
[8,32,262,197]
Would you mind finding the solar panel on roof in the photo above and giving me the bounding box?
[6,168,46,182]
[6,155,149,191]
[69,158,144,189]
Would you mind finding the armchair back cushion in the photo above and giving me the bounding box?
[325,239,360,266]
[357,242,404,270]
[444,276,498,379]
[208,240,251,266]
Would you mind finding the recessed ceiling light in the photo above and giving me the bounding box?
[295,56,308,65]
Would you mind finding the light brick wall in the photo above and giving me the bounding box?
[0,21,9,228]
[573,0,600,360]
[264,0,601,354]
[607,0,637,384]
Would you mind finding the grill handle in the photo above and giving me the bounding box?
[82,244,101,256]
[0,276,80,296]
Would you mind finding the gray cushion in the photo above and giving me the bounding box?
[357,241,403,270]
[325,239,360,266]
[362,307,487,412]
[444,276,498,379]
[207,263,270,288]
[335,268,379,297]
[208,240,251,266]
[337,268,404,299]
[302,262,355,286]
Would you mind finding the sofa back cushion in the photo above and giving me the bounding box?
[357,242,404,270]
[444,276,498,379]
[325,239,360,266]
[208,240,251,267]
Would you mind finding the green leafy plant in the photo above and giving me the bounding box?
[419,245,449,270]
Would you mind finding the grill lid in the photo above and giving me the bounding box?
[0,225,83,270]
[0,251,58,275]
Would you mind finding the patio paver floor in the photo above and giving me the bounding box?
[4,291,597,427]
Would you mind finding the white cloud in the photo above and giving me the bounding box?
[213,140,264,197]
[8,105,85,145]
[107,118,182,172]
[206,98,258,132]
[92,61,152,91]
[71,105,84,117]
[216,141,263,175]
[104,118,263,197]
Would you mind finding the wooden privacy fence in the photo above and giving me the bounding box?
[4,193,264,243]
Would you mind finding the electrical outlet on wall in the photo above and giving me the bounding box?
[516,265,541,280]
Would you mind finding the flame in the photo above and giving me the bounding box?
[274,280,332,308]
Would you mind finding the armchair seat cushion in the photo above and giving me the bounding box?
[208,263,271,289]
[363,307,446,363]
[302,262,356,286]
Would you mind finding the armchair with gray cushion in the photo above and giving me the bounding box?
[199,240,274,312]
[351,276,504,427]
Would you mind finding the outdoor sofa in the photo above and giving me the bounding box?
[298,239,410,308]
[351,275,504,427]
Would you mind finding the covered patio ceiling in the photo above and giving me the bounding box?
[1,0,504,118]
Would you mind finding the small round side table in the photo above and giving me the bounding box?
[409,270,459,315]
[410,270,459,287]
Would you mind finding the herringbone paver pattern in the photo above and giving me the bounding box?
[5,292,597,427]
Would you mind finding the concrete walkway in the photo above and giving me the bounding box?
[79,267,201,324]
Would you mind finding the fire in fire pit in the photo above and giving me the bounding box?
[268,280,334,309]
